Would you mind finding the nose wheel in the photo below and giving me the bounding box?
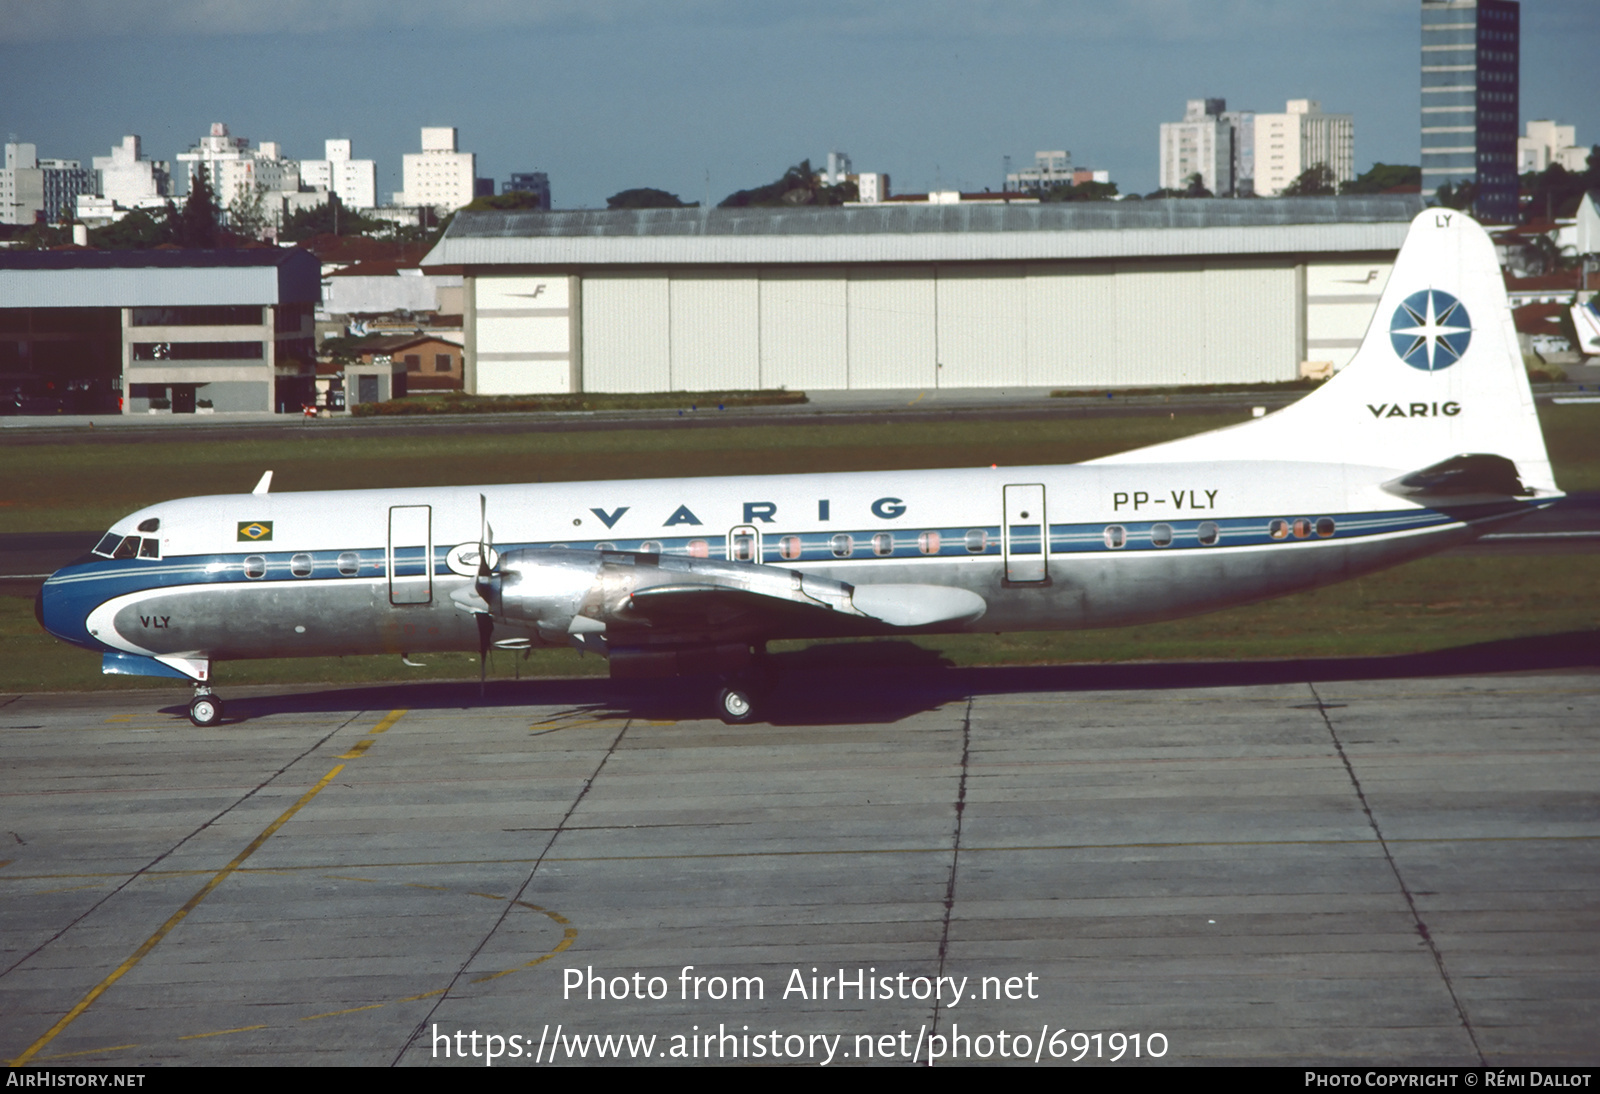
[188,689,224,727]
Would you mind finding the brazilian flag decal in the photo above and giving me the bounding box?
[237,521,273,542]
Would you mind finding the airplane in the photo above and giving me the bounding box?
[35,209,1560,726]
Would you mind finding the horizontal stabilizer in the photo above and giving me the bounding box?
[1382,453,1531,502]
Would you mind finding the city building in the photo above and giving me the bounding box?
[422,197,1423,396]
[397,127,476,213]
[299,140,377,210]
[0,249,320,415]
[40,160,96,224]
[1421,0,1519,222]
[175,123,301,210]
[504,172,552,209]
[1,143,44,225]
[1159,101,1232,195]
[1006,151,1074,193]
[93,136,172,208]
[1517,119,1589,175]
[1220,108,1256,195]
[1253,100,1355,197]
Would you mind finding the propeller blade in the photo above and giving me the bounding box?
[476,611,493,700]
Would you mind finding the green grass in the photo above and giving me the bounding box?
[4,402,1597,693]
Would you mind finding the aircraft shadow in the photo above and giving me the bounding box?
[172,629,1600,729]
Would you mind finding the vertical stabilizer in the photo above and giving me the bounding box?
[1093,209,1557,494]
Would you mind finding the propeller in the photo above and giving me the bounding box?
[476,494,494,699]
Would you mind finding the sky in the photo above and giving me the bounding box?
[1,0,1596,209]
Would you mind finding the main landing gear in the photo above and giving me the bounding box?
[188,686,224,727]
[714,655,775,725]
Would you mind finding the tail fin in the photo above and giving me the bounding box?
[1093,209,1558,494]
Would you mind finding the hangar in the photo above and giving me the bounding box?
[423,195,1426,396]
[0,249,319,415]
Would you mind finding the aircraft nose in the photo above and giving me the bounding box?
[35,583,47,631]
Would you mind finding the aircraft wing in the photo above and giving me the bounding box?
[484,548,986,642]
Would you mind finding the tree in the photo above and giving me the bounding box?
[1281,164,1337,197]
[1039,180,1120,203]
[173,166,222,247]
[464,190,551,212]
[227,181,270,240]
[86,207,175,250]
[1341,163,1421,195]
[1521,148,1600,221]
[719,161,856,208]
[1434,179,1478,211]
[607,187,695,209]
[279,192,383,242]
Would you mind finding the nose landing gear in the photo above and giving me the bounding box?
[188,686,224,727]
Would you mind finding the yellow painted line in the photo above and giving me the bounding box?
[397,989,448,1003]
[179,1024,269,1040]
[369,709,406,734]
[324,874,377,883]
[31,882,110,895]
[8,763,347,1067]
[471,927,578,983]
[303,1003,384,1021]
[469,891,506,901]
[404,882,449,891]
[36,1043,140,1061]
[337,739,374,759]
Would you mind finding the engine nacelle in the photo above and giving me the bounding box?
[493,549,612,639]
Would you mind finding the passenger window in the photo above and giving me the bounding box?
[872,532,894,557]
[114,535,140,559]
[337,551,360,576]
[918,531,941,556]
[1292,518,1312,539]
[244,555,266,579]
[778,535,803,560]
[687,539,709,559]
[138,538,160,559]
[1268,519,1290,540]
[964,529,987,553]
[639,540,662,555]
[1316,518,1336,538]
[830,534,854,558]
[731,532,756,562]
[1197,521,1219,547]
[290,553,313,577]
[1150,523,1173,548]
[1103,525,1125,550]
[594,541,616,552]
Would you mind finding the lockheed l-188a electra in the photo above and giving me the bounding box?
[36,210,1560,725]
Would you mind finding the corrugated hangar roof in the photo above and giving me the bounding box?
[425,196,1427,268]
[0,248,322,307]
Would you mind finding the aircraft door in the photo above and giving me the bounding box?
[727,524,762,564]
[388,505,433,605]
[1002,484,1047,584]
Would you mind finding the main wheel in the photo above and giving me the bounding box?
[717,685,756,725]
[188,694,224,727]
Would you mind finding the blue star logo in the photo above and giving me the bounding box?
[1390,289,1472,372]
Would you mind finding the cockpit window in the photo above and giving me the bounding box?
[113,535,141,559]
[138,538,160,559]
[93,533,122,557]
[137,517,160,533]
